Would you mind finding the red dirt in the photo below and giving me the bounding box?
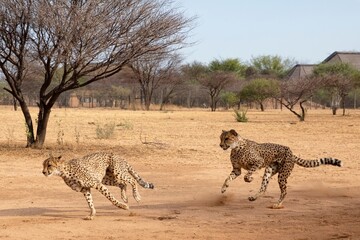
[0,107,359,239]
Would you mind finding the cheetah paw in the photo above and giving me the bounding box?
[84,215,94,220]
[221,187,227,194]
[244,176,253,183]
[271,203,284,209]
[248,196,257,201]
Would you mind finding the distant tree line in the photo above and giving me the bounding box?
[1,55,360,119]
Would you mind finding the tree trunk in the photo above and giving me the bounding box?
[142,87,152,111]
[187,90,192,108]
[18,100,35,147]
[299,100,307,121]
[13,97,17,111]
[278,99,306,122]
[144,95,151,110]
[33,105,52,148]
[210,94,216,112]
[259,102,265,111]
[331,94,340,115]
[332,107,337,115]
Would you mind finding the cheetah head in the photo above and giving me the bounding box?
[219,129,240,150]
[42,155,62,177]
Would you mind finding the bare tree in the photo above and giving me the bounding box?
[182,60,241,111]
[158,69,184,110]
[181,61,208,108]
[0,0,193,148]
[199,71,237,111]
[277,76,324,121]
[130,53,182,110]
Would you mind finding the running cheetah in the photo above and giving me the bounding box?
[220,129,342,208]
[42,152,154,220]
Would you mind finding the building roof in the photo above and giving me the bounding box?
[287,64,316,80]
[287,51,360,80]
[322,51,360,70]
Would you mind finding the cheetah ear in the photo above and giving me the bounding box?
[222,130,226,133]
[229,129,238,136]
[49,152,62,161]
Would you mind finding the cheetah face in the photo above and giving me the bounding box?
[42,156,62,176]
[219,129,239,150]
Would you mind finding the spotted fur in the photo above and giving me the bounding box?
[42,152,154,220]
[220,129,341,208]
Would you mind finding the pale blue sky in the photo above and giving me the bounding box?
[177,0,360,65]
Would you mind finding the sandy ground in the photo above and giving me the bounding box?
[0,106,359,240]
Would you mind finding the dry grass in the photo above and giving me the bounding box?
[0,106,360,239]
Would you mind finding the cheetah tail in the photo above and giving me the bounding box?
[128,167,154,189]
[294,156,342,168]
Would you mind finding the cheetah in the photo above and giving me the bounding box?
[42,152,154,220]
[219,129,342,209]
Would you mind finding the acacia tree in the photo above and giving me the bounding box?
[0,0,193,148]
[198,58,244,111]
[199,71,237,111]
[277,76,324,121]
[239,78,279,111]
[313,63,360,116]
[129,53,182,110]
[250,55,296,78]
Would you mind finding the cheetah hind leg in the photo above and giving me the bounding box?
[124,174,141,203]
[119,183,128,203]
[114,171,141,203]
[272,163,293,209]
[94,183,129,210]
[102,172,129,203]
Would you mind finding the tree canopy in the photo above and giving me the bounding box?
[239,78,279,111]
[250,55,296,78]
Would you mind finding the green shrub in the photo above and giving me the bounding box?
[234,109,248,122]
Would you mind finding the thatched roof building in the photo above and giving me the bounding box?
[322,51,360,70]
[287,64,316,80]
[287,51,360,80]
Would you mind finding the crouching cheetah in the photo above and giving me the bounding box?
[42,152,154,220]
[220,129,342,209]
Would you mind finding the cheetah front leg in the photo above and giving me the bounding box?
[243,163,262,183]
[221,168,241,193]
[81,188,96,220]
[248,164,278,201]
